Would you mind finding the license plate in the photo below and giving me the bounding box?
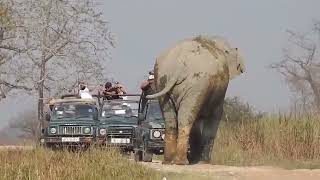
[110,138,130,144]
[61,137,80,142]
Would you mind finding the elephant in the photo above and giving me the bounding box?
[146,35,245,165]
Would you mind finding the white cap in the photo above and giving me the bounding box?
[148,75,154,80]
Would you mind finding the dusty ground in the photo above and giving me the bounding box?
[139,160,320,180]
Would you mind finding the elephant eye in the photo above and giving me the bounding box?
[225,50,229,54]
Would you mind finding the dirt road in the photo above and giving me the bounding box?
[140,160,320,180]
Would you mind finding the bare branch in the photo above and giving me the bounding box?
[0,45,23,52]
[272,23,320,112]
[0,80,32,91]
[44,41,69,62]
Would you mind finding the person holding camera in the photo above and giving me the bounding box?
[114,81,127,95]
[140,70,155,112]
[103,81,127,100]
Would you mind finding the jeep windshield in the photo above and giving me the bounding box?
[146,101,164,122]
[52,103,97,120]
[101,103,138,119]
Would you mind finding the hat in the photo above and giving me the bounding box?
[148,75,154,80]
[105,82,112,88]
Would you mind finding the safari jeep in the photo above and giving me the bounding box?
[40,98,100,150]
[97,95,140,152]
[133,99,165,162]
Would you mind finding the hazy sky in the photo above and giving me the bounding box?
[101,0,320,111]
[1,0,320,126]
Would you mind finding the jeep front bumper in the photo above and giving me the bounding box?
[40,137,95,146]
[97,137,134,150]
[147,140,164,151]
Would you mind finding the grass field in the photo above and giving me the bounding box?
[0,147,220,180]
[212,114,320,169]
[0,148,163,180]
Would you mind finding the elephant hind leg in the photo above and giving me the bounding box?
[159,95,177,164]
[188,118,203,164]
[173,96,204,165]
[200,100,224,163]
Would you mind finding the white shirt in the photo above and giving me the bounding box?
[79,87,93,99]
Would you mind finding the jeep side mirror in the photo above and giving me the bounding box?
[45,113,50,121]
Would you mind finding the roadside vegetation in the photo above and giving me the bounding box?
[0,147,219,180]
[212,97,320,169]
[0,148,162,180]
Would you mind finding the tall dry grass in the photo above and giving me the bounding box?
[212,114,320,168]
[0,148,161,180]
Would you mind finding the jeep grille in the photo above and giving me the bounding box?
[107,127,133,137]
[59,126,83,135]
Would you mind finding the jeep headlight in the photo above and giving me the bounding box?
[152,130,161,138]
[84,127,91,134]
[50,127,57,134]
[99,128,107,135]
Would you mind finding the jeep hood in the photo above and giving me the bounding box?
[49,120,97,126]
[145,121,165,129]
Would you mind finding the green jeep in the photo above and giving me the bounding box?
[133,99,165,162]
[97,95,140,152]
[40,98,100,150]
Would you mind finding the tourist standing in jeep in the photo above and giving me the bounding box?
[140,71,155,112]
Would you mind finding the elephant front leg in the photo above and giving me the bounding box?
[200,101,224,163]
[160,95,177,164]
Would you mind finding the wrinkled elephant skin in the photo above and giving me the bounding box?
[146,35,245,165]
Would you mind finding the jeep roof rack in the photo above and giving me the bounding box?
[60,94,101,99]
[48,98,97,105]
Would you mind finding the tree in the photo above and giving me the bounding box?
[0,1,31,100]
[11,0,115,128]
[223,96,264,123]
[271,21,320,113]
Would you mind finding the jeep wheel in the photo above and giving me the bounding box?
[142,141,153,162]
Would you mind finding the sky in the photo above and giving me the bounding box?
[1,0,320,126]
[101,0,320,112]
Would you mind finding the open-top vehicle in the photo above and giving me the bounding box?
[97,94,140,152]
[40,95,100,150]
[133,99,165,162]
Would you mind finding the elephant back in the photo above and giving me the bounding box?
[193,35,229,60]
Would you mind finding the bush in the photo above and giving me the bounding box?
[223,96,265,123]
